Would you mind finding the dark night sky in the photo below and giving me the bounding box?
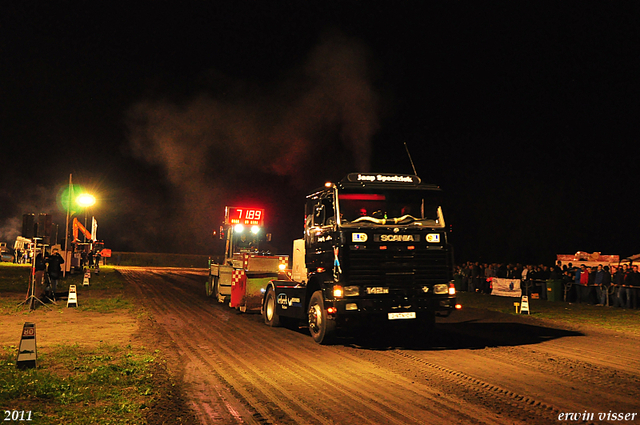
[1,2,639,264]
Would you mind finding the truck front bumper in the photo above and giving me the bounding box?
[329,295,456,317]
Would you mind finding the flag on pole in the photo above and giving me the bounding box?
[68,183,76,216]
[91,217,98,241]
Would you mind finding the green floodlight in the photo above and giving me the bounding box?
[58,184,87,213]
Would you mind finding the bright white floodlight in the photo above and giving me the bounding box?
[76,193,96,208]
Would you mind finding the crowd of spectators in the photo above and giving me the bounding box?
[455,261,640,309]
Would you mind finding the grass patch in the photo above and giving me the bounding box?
[77,296,133,313]
[457,291,640,336]
[0,264,124,293]
[0,264,131,314]
[0,263,186,424]
[61,266,126,292]
[0,301,29,315]
[0,343,159,424]
[0,264,31,293]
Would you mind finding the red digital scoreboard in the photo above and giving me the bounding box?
[225,206,265,226]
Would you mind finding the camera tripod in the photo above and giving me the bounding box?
[18,268,51,311]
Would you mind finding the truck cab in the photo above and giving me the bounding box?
[262,173,458,344]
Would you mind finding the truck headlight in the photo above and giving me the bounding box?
[343,286,360,297]
[433,284,448,294]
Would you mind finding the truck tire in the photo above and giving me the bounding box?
[308,290,337,344]
[263,288,281,327]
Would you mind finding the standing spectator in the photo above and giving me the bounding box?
[586,266,596,304]
[577,265,589,303]
[629,265,640,309]
[622,265,634,309]
[521,265,532,297]
[34,250,46,284]
[514,263,524,280]
[34,249,46,298]
[600,265,612,306]
[94,250,102,274]
[573,264,582,301]
[484,263,496,294]
[45,248,65,301]
[453,266,464,291]
[613,265,627,308]
[594,265,605,305]
[462,262,471,292]
[471,262,481,293]
[562,265,575,302]
[497,263,507,278]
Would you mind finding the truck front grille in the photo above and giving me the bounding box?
[345,248,451,287]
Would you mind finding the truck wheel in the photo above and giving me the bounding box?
[308,290,336,344]
[263,288,281,327]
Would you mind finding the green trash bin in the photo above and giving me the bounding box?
[546,279,563,302]
[453,274,464,291]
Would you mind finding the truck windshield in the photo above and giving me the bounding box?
[338,189,443,225]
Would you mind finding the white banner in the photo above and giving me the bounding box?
[491,278,522,297]
[91,217,98,241]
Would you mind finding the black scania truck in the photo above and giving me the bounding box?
[262,173,458,344]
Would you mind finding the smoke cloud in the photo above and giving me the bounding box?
[126,30,380,254]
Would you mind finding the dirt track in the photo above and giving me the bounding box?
[119,267,640,425]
